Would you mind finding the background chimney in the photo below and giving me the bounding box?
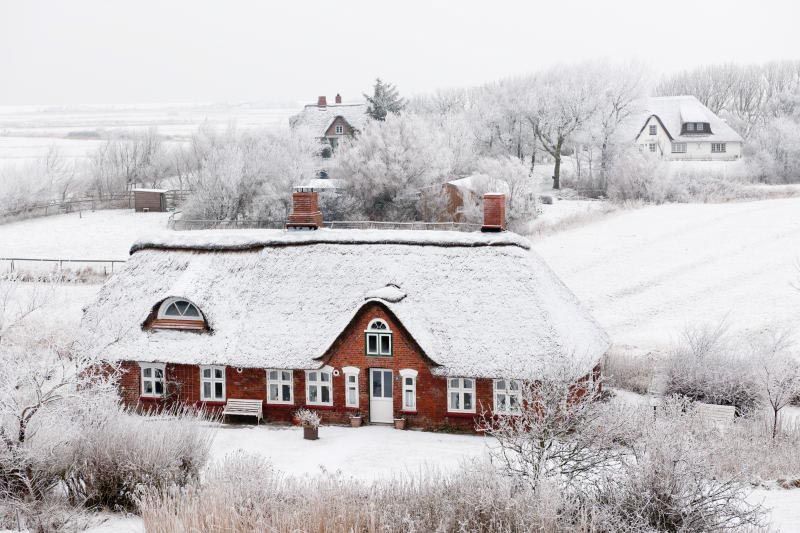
[317,96,327,107]
[286,190,323,230]
[335,93,342,104]
[481,193,506,232]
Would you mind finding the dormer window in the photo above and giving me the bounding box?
[335,124,344,135]
[152,297,206,330]
[687,122,695,132]
[365,319,392,356]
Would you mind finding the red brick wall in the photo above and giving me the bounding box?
[114,302,506,431]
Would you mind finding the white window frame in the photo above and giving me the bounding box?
[649,124,657,135]
[447,377,476,414]
[335,124,344,135]
[157,297,203,321]
[493,379,522,415]
[365,319,392,356]
[343,366,360,408]
[140,362,166,398]
[267,369,294,405]
[305,366,333,406]
[671,142,687,154]
[711,143,727,153]
[686,122,695,132]
[648,143,657,153]
[200,365,226,402]
[400,368,418,411]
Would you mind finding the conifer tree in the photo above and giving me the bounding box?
[364,78,406,121]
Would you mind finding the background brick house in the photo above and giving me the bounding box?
[82,194,609,431]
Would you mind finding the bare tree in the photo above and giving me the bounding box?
[751,330,800,438]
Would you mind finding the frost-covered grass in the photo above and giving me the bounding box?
[534,197,800,354]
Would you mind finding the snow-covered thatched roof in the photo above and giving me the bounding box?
[289,103,369,137]
[634,96,744,143]
[80,229,609,379]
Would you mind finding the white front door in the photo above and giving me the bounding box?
[369,368,393,423]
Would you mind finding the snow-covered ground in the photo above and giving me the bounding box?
[0,103,298,169]
[0,210,170,260]
[534,198,800,355]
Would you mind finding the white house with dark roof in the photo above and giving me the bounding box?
[635,96,744,161]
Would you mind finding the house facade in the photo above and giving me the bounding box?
[634,96,744,161]
[82,194,609,432]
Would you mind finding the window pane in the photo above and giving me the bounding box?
[214,382,223,398]
[510,395,519,411]
[308,372,317,382]
[321,385,330,403]
[176,301,189,315]
[383,372,392,397]
[203,368,211,378]
[497,393,507,411]
[367,335,377,353]
[496,379,505,390]
[450,392,460,409]
[269,384,279,401]
[348,388,356,405]
[309,386,318,402]
[405,390,413,408]
[372,372,382,397]
[282,384,291,402]
[463,379,473,389]
[215,368,223,379]
[269,370,278,380]
[144,381,153,394]
[380,335,391,354]
[143,368,152,378]
[155,381,164,395]
[348,375,356,383]
[184,304,200,317]
[510,381,519,391]
[464,393,473,410]
[449,378,459,389]
[155,369,163,378]
[164,303,180,316]
[321,372,330,382]
[405,377,412,386]
[203,382,211,398]
[282,371,291,381]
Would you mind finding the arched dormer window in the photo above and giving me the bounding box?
[152,297,206,330]
[365,319,392,356]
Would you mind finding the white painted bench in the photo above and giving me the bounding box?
[696,402,735,425]
[222,399,263,424]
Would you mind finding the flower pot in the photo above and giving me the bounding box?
[394,418,406,430]
[303,425,319,440]
[350,416,363,428]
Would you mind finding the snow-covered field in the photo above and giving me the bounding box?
[534,197,800,355]
[0,210,170,260]
[0,103,298,169]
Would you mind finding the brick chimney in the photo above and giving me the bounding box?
[286,190,323,230]
[335,93,342,104]
[317,95,327,108]
[481,193,506,232]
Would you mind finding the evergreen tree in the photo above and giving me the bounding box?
[364,78,406,121]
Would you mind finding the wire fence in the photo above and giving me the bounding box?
[0,257,127,279]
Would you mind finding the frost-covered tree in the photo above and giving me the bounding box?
[181,128,318,221]
[333,114,453,221]
[364,78,406,121]
[751,330,800,438]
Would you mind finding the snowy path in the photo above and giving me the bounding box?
[534,198,800,354]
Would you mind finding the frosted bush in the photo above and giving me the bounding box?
[294,408,321,428]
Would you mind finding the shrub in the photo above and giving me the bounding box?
[294,408,321,428]
[603,350,656,394]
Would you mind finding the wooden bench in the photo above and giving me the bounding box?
[696,402,735,425]
[222,399,263,424]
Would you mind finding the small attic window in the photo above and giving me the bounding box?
[335,124,344,134]
[153,298,206,330]
[365,319,392,356]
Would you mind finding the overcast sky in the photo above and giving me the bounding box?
[2,0,799,105]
